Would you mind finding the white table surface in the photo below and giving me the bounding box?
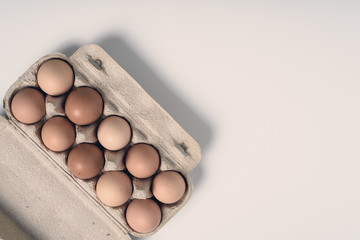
[1,1,360,239]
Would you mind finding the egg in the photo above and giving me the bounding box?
[126,199,162,233]
[97,116,132,151]
[125,143,160,178]
[11,88,45,124]
[37,59,74,96]
[67,143,104,179]
[65,87,103,125]
[152,171,186,204]
[41,116,75,152]
[96,171,132,207]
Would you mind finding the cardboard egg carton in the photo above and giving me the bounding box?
[0,44,201,239]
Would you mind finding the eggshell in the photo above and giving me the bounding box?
[97,116,132,151]
[11,88,45,124]
[2,45,202,239]
[65,87,103,125]
[37,59,74,96]
[67,143,104,179]
[126,199,161,233]
[41,116,75,152]
[152,171,186,204]
[96,171,132,207]
[125,143,160,178]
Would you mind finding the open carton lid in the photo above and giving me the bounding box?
[0,45,201,239]
[0,115,131,239]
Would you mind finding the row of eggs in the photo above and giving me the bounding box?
[9,59,186,234]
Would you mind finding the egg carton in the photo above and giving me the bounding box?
[0,44,201,239]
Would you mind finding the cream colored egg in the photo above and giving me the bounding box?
[96,171,132,207]
[97,116,132,151]
[152,171,186,204]
[37,59,74,96]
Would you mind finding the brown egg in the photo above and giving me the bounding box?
[125,143,160,178]
[97,116,132,151]
[96,171,132,207]
[37,59,74,96]
[11,88,45,124]
[152,171,186,204]
[67,143,104,179]
[41,116,75,152]
[65,87,103,125]
[126,199,161,233]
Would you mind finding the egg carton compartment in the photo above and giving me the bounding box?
[2,44,201,239]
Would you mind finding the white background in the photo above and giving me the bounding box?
[1,1,360,239]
